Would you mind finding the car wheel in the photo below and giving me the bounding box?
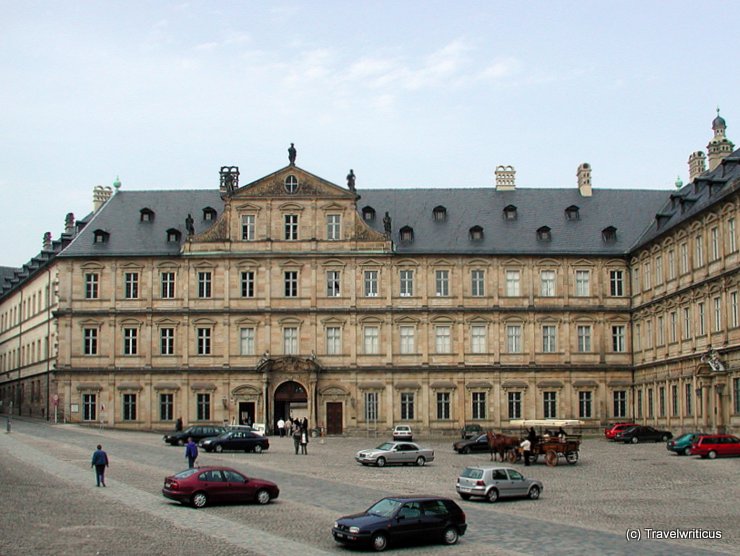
[191,492,208,508]
[376,457,386,467]
[528,486,541,500]
[486,488,499,503]
[254,445,263,454]
[215,445,223,453]
[442,526,459,545]
[371,532,388,552]
[683,448,691,456]
[463,447,471,455]
[459,493,470,500]
[255,489,271,505]
[631,437,639,444]
[708,450,717,459]
[661,435,669,442]
[415,456,426,466]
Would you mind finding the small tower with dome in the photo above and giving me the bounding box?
[707,108,734,171]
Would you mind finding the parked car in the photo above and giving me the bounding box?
[392,425,413,441]
[163,425,227,446]
[604,422,638,440]
[356,442,435,467]
[461,424,483,439]
[614,425,672,444]
[161,466,279,508]
[456,465,543,503]
[690,434,740,459]
[453,433,490,454]
[226,424,264,436]
[199,430,269,453]
[666,432,704,455]
[332,495,467,552]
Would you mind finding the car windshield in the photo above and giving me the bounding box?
[173,468,200,479]
[395,426,410,431]
[475,434,488,442]
[460,467,483,479]
[675,433,694,442]
[376,442,394,450]
[367,498,402,517]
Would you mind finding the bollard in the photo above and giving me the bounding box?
[6,416,10,433]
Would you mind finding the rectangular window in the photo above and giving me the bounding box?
[731,292,739,328]
[240,271,255,298]
[436,392,450,420]
[685,383,693,417]
[83,328,98,355]
[241,214,255,241]
[657,316,665,346]
[728,217,737,253]
[85,273,99,299]
[283,327,298,355]
[668,311,677,343]
[613,390,627,418]
[635,323,641,351]
[655,256,663,285]
[471,270,485,297]
[680,243,689,274]
[472,392,486,419]
[542,325,556,353]
[577,325,591,352]
[659,386,666,417]
[646,319,653,349]
[671,384,679,417]
[400,326,415,354]
[733,378,740,414]
[435,270,450,296]
[505,270,520,296]
[683,307,692,339]
[123,328,138,355]
[82,393,97,421]
[122,393,137,421]
[698,302,706,335]
[435,325,451,354]
[160,328,175,355]
[540,270,555,297]
[575,270,590,296]
[364,270,378,297]
[284,271,298,297]
[611,325,625,352]
[326,326,341,355]
[196,393,210,421]
[710,227,719,261]
[506,324,522,353]
[694,234,704,267]
[197,327,211,355]
[399,270,413,297]
[326,270,341,297]
[643,262,651,290]
[124,272,139,299]
[197,271,212,298]
[161,272,175,299]
[159,393,174,421]
[543,391,557,419]
[578,391,592,419]
[284,214,298,240]
[667,250,676,280]
[365,392,378,422]
[637,390,643,419]
[239,327,255,355]
[648,388,654,418]
[508,392,522,419]
[326,214,341,240]
[363,326,379,354]
[400,392,414,420]
[471,325,486,354]
[713,296,722,332]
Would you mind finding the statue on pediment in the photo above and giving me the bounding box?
[383,211,392,235]
[346,169,356,191]
[288,143,297,165]
[701,347,725,373]
[185,214,195,236]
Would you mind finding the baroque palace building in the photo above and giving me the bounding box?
[1,115,739,435]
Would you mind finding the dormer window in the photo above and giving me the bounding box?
[284,174,299,194]
[469,225,484,242]
[399,226,414,243]
[202,207,217,221]
[167,228,182,243]
[602,226,617,242]
[362,206,376,221]
[503,205,517,220]
[93,229,109,244]
[537,226,552,241]
[140,208,154,222]
[432,206,447,222]
[565,205,580,220]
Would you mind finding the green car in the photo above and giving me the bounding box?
[666,433,703,455]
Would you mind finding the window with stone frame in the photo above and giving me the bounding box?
[241,214,255,241]
[85,272,99,299]
[542,325,556,353]
[124,272,139,299]
[122,393,137,421]
[436,392,451,420]
[470,325,486,354]
[672,384,679,417]
[197,271,212,298]
[400,392,414,420]
[399,269,414,297]
[540,270,555,297]
[161,272,176,299]
[613,390,627,418]
[196,327,212,355]
[399,326,415,354]
[365,391,379,421]
[326,270,341,297]
[611,325,626,352]
[577,325,591,352]
[543,391,557,419]
[123,327,138,355]
[240,327,255,355]
[364,270,378,297]
[82,393,97,421]
[728,217,737,253]
[241,271,255,298]
[326,326,341,355]
[160,393,174,421]
[284,271,298,297]
[83,327,98,355]
[472,391,486,419]
[505,270,520,296]
[284,214,298,240]
[506,324,522,353]
[471,269,485,297]
[578,391,592,419]
[326,214,341,240]
[508,391,522,419]
[435,270,450,296]
[659,386,666,417]
[160,328,175,355]
[435,325,451,354]
[196,393,211,421]
[575,270,590,296]
[363,326,379,354]
[283,327,298,355]
[685,383,693,416]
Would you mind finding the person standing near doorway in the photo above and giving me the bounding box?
[91,444,109,487]
[292,422,301,455]
[185,437,198,468]
[277,418,285,438]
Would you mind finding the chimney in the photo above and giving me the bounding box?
[93,185,113,212]
[688,151,707,182]
[42,232,53,252]
[577,163,592,197]
[495,165,516,191]
[64,213,75,236]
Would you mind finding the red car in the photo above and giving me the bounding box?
[604,423,637,440]
[162,466,279,508]
[689,435,740,459]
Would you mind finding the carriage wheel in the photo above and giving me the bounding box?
[545,450,558,467]
[507,450,518,464]
[565,451,579,465]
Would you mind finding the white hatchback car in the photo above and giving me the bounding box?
[392,425,413,441]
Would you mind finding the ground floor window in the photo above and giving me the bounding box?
[196,393,211,421]
[82,393,96,421]
[637,389,643,419]
[578,391,592,419]
[734,378,740,414]
[671,385,679,417]
[122,393,137,421]
[508,392,522,419]
[658,387,666,417]
[647,389,654,418]
[160,393,174,421]
[365,392,378,422]
[685,383,693,416]
[471,391,486,419]
[400,392,414,420]
[613,390,627,418]
[436,392,450,420]
[543,391,556,419]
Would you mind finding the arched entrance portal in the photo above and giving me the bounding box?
[274,381,308,431]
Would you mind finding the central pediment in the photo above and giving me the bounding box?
[231,165,357,200]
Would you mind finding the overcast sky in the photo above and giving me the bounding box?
[1,1,738,267]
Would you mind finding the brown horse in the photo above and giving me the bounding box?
[486,431,520,462]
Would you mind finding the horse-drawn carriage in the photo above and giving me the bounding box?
[508,419,583,467]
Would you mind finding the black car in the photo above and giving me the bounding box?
[460,424,483,439]
[614,425,673,444]
[199,430,269,453]
[163,425,227,446]
[332,496,466,552]
[453,433,489,454]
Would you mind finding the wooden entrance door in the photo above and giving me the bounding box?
[326,402,343,435]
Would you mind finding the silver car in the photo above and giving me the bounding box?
[356,442,435,467]
[456,466,543,503]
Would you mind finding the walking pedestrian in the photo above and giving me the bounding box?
[277,418,285,438]
[185,437,198,468]
[292,423,301,455]
[91,444,109,487]
[520,438,532,466]
[300,427,309,455]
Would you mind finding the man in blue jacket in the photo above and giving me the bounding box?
[185,437,198,468]
[91,444,109,487]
